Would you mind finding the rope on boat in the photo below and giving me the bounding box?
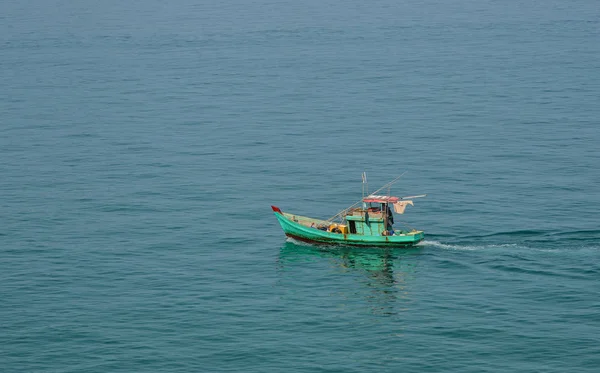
[326,201,361,223]
[325,171,407,223]
[369,171,406,196]
[396,221,417,232]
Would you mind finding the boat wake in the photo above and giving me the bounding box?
[418,239,600,253]
[417,240,519,251]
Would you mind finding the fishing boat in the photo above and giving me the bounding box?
[272,174,425,247]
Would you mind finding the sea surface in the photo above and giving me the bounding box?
[1,0,600,372]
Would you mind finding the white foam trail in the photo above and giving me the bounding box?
[417,240,477,251]
[422,240,600,255]
[418,240,520,251]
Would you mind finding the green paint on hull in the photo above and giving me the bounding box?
[273,211,424,247]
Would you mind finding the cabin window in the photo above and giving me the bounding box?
[349,220,357,234]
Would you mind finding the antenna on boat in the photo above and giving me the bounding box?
[362,171,368,200]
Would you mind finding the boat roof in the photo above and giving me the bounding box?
[362,195,400,203]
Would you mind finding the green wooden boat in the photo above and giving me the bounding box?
[272,178,425,247]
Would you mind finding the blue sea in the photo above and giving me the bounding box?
[2,0,600,371]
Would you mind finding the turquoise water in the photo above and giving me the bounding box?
[2,0,600,371]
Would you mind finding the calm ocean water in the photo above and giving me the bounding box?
[2,0,600,371]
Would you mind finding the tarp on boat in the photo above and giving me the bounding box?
[362,195,400,203]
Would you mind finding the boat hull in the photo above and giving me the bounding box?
[273,209,424,247]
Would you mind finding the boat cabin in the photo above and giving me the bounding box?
[345,195,407,236]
